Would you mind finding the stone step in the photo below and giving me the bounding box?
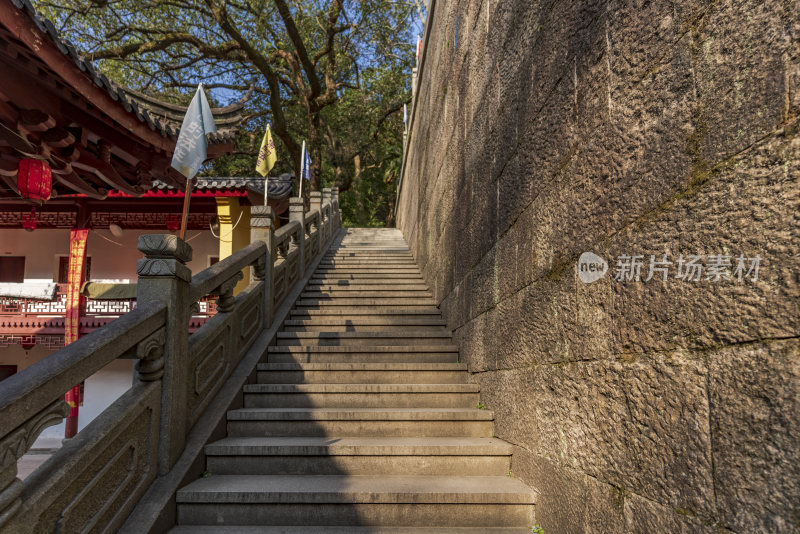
[294,307,441,315]
[176,475,534,527]
[265,345,459,364]
[315,267,421,273]
[312,273,424,280]
[226,408,494,437]
[309,280,426,288]
[301,290,433,298]
[204,437,513,475]
[322,255,414,261]
[304,284,430,291]
[171,526,532,533]
[316,266,419,272]
[290,308,443,319]
[329,248,412,253]
[319,259,417,264]
[321,255,415,259]
[310,280,425,287]
[296,299,437,308]
[276,331,452,346]
[324,257,415,262]
[256,363,467,384]
[283,317,447,332]
[242,383,480,409]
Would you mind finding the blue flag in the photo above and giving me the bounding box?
[302,143,312,181]
[171,84,217,179]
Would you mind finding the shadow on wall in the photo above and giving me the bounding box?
[396,0,800,532]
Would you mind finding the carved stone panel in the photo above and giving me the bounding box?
[187,322,232,427]
[18,384,160,534]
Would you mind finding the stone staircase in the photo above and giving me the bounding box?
[171,228,535,532]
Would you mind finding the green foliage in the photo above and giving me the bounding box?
[33,0,416,227]
[476,402,487,410]
[529,526,544,534]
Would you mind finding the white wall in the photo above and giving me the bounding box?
[0,228,220,282]
[0,226,220,448]
[0,345,134,447]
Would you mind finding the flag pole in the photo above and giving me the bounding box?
[299,141,305,197]
[179,176,193,240]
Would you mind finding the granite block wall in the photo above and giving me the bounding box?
[396,0,799,532]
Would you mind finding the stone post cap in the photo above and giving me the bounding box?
[310,191,322,199]
[289,197,304,220]
[137,234,192,263]
[322,188,332,200]
[251,205,275,219]
[250,206,274,229]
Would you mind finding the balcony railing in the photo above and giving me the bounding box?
[0,284,218,318]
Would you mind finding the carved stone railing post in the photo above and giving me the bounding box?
[289,197,305,279]
[310,191,322,253]
[331,187,341,228]
[250,206,274,328]
[136,234,192,475]
[322,187,332,242]
[310,191,322,214]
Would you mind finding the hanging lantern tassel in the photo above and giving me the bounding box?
[21,207,37,232]
[17,159,52,204]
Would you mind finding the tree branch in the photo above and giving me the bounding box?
[272,0,322,99]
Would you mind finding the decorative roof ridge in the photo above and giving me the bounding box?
[153,174,293,188]
[8,0,243,142]
[117,82,255,126]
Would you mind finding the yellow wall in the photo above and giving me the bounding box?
[215,198,251,294]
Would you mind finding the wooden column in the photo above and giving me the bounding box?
[63,228,89,439]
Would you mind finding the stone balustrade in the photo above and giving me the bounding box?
[0,193,341,533]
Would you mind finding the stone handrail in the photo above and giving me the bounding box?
[303,208,322,272]
[0,192,341,533]
[271,219,302,311]
[189,241,266,304]
[0,301,166,435]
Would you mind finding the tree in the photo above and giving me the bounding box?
[33,0,415,225]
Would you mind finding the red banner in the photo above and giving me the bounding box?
[64,228,88,345]
[64,229,88,438]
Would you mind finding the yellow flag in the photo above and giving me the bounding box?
[255,125,277,176]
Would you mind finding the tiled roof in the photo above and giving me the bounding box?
[10,0,248,144]
[152,175,293,199]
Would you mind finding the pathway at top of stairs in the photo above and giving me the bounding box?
[172,228,536,532]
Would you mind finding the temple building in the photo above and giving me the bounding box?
[0,0,291,445]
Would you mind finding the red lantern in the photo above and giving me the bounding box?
[17,159,52,203]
